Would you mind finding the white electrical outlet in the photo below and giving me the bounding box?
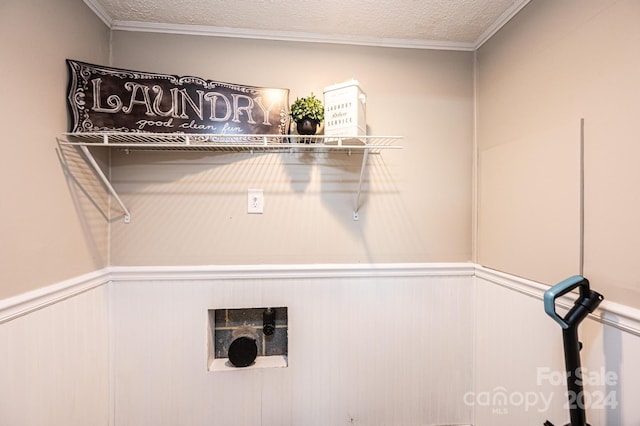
[247,188,264,214]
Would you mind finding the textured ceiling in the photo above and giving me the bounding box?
[84,0,530,50]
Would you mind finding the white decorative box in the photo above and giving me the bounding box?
[323,80,366,138]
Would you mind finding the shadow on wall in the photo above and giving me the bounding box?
[60,144,399,232]
[58,138,423,264]
[55,143,111,267]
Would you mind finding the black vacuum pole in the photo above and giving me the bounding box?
[562,325,585,426]
[544,276,603,426]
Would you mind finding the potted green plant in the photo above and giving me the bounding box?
[289,93,324,136]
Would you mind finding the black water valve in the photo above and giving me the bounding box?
[263,308,276,335]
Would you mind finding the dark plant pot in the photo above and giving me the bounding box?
[296,118,319,136]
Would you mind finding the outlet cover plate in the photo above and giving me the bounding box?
[248,188,264,214]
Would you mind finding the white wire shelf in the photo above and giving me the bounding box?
[58,132,402,153]
[56,132,402,223]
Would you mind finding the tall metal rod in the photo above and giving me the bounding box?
[579,118,585,276]
[79,145,131,223]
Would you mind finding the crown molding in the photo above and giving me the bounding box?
[82,0,113,27]
[110,20,477,51]
[83,0,528,51]
[473,0,531,49]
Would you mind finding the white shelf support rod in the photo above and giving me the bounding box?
[79,145,131,223]
[353,148,370,221]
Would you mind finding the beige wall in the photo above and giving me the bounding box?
[10,0,637,310]
[108,33,474,265]
[477,0,640,307]
[0,0,110,298]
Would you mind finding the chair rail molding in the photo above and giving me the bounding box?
[475,265,640,337]
[2,263,638,337]
[0,269,111,324]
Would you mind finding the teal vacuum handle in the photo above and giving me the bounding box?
[543,275,589,329]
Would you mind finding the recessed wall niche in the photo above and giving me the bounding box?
[208,307,288,371]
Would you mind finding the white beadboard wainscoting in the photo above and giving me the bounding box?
[1,263,639,426]
[474,266,640,426]
[0,271,111,426]
[109,263,475,426]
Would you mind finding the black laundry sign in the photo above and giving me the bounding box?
[66,59,290,134]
